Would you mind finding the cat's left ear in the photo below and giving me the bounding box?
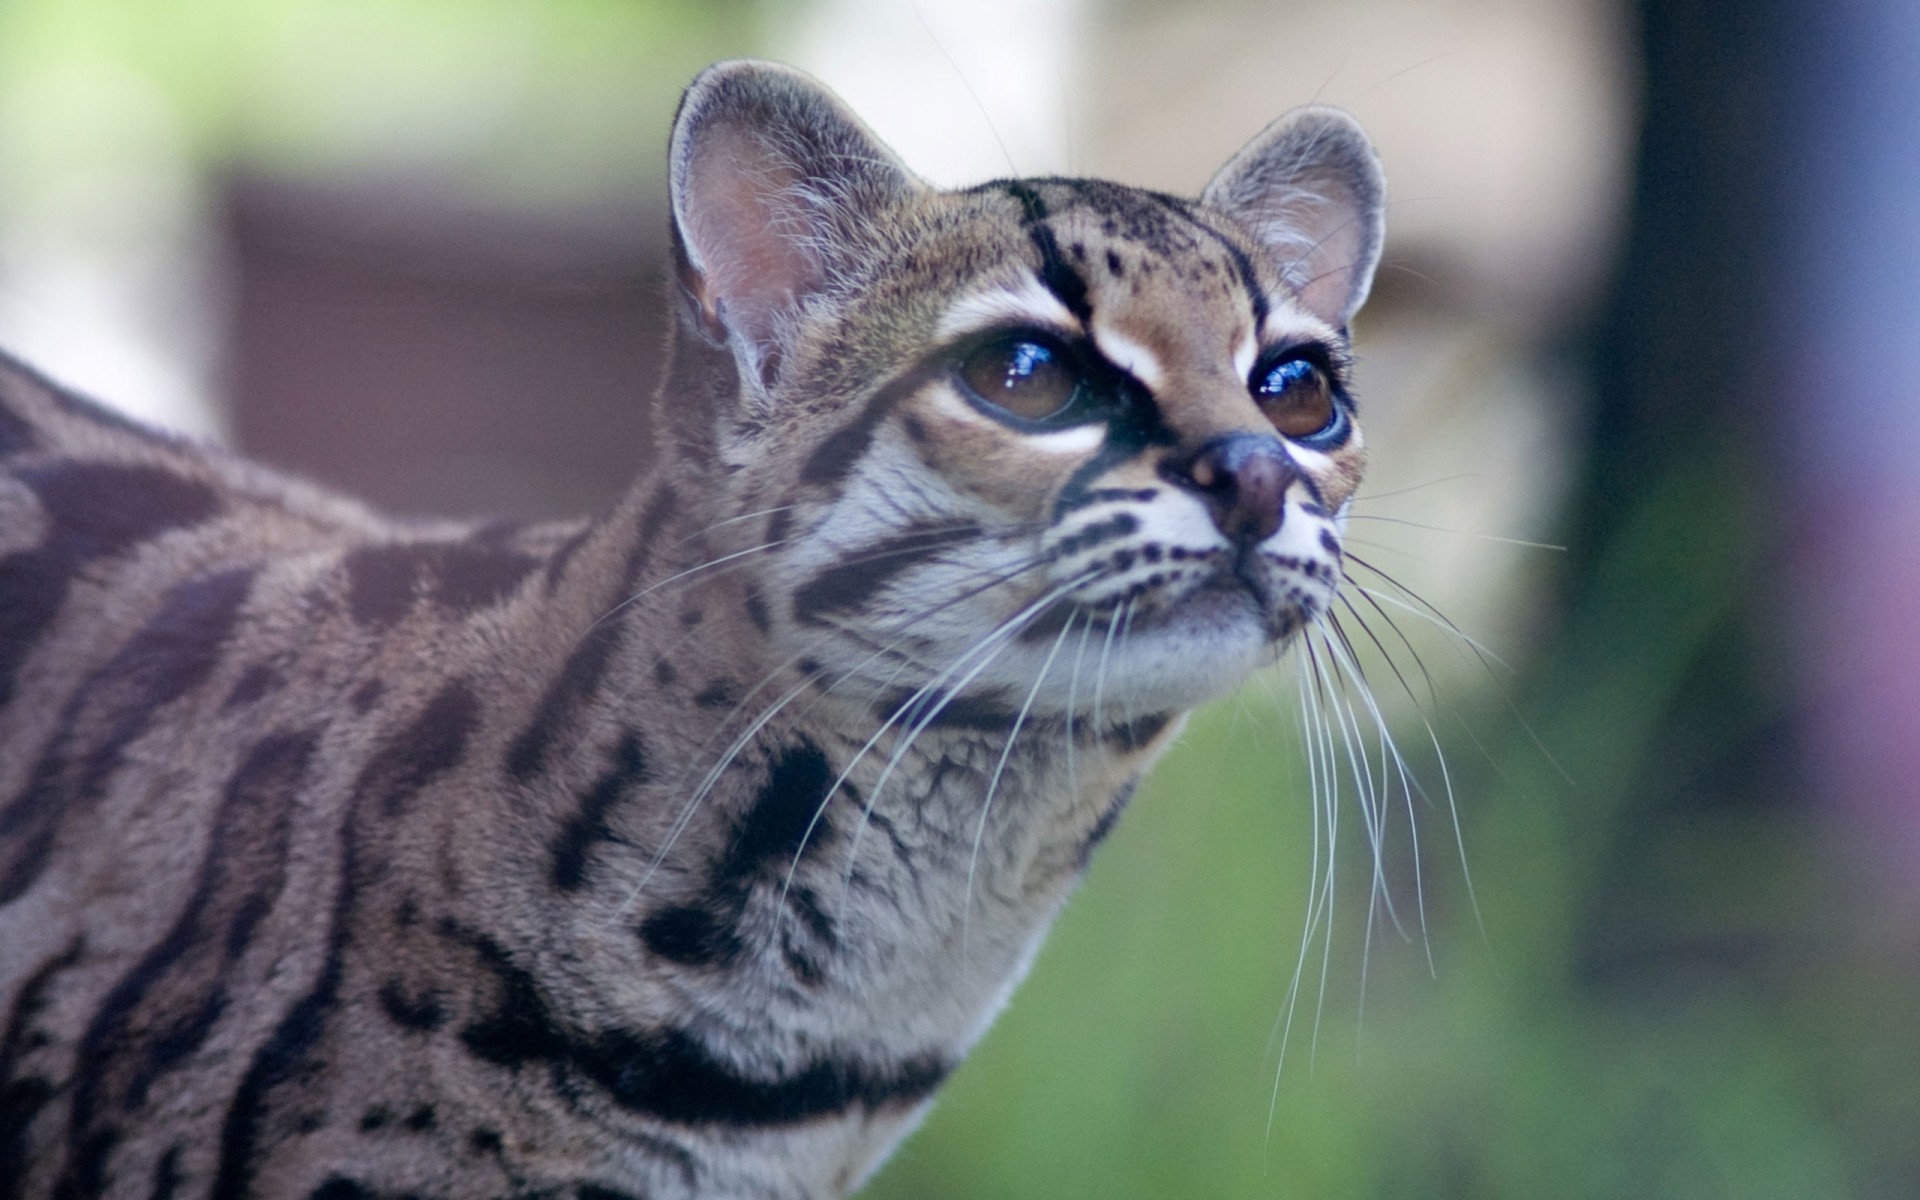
[1203,107,1385,328]
[669,60,919,372]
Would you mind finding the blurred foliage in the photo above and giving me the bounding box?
[0,0,760,202]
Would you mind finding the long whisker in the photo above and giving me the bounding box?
[964,613,1078,950]
[826,570,1105,914]
[622,553,1056,916]
[1342,514,1567,553]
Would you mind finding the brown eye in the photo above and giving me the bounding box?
[958,337,1084,423]
[1252,356,1345,445]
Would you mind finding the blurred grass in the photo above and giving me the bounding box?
[867,448,1906,1199]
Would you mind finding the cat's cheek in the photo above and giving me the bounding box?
[897,390,1102,517]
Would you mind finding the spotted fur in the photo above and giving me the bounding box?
[0,61,1383,1199]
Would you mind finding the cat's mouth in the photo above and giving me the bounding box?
[1022,546,1330,652]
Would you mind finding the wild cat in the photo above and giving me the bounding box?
[0,59,1383,1199]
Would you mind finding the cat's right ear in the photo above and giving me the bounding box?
[1203,107,1385,328]
[669,61,918,374]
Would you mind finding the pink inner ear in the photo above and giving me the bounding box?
[1288,194,1372,327]
[680,126,823,348]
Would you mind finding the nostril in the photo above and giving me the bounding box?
[1171,435,1297,546]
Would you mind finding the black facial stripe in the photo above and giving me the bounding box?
[798,366,935,487]
[1157,197,1272,330]
[998,181,1093,324]
[791,522,983,625]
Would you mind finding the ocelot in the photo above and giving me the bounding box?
[0,59,1384,1200]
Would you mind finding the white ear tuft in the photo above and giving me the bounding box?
[669,61,918,374]
[1203,107,1385,327]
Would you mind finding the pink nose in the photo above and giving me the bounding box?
[1169,434,1296,546]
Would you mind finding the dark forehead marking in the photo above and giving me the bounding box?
[1145,193,1271,330]
[993,180,1093,324]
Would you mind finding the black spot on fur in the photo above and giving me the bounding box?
[378,979,448,1033]
[550,732,650,892]
[309,1181,376,1200]
[1106,248,1125,276]
[653,657,677,687]
[792,522,981,624]
[1320,528,1342,557]
[0,462,222,708]
[469,1127,503,1155]
[577,1187,644,1200]
[350,679,386,713]
[224,663,281,709]
[722,740,836,888]
[744,585,772,633]
[639,904,742,968]
[693,679,737,709]
[369,682,480,819]
[359,1107,391,1131]
[403,1104,435,1132]
[641,740,841,973]
[505,619,622,782]
[1106,711,1172,752]
[1,567,255,907]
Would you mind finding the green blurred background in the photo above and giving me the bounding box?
[5,0,1918,1196]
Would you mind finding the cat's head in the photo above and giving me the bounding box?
[666,60,1383,718]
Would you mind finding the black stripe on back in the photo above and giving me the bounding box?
[0,937,84,1200]
[0,462,222,708]
[0,566,255,907]
[210,681,477,1200]
[344,541,539,629]
[60,729,320,1199]
[450,921,947,1128]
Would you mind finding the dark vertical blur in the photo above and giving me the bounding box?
[1538,0,1920,1192]
[1778,1,1920,907]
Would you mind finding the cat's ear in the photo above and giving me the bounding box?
[1203,107,1385,328]
[669,60,918,370]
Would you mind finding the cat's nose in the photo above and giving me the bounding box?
[1168,434,1296,546]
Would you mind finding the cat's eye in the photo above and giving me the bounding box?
[1252,354,1343,445]
[957,337,1086,425]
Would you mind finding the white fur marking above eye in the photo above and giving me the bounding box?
[936,275,1079,340]
[1232,331,1258,382]
[1089,323,1165,391]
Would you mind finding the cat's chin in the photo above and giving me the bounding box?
[1087,580,1307,712]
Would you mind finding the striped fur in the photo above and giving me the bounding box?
[0,61,1384,1198]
